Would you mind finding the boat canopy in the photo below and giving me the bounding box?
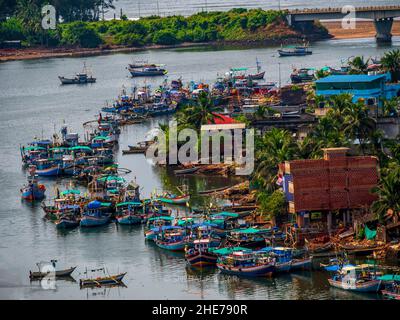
[378,274,400,281]
[97,175,126,182]
[177,218,194,226]
[92,136,108,141]
[60,204,81,210]
[116,201,142,207]
[210,246,251,255]
[87,200,112,209]
[60,189,81,196]
[210,211,239,219]
[69,146,92,152]
[324,264,355,272]
[150,225,182,232]
[231,68,247,71]
[23,146,47,151]
[230,227,271,234]
[148,216,174,221]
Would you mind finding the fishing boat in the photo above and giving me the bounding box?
[155,227,187,251]
[55,213,80,229]
[144,216,175,241]
[185,239,218,267]
[261,247,293,272]
[35,159,61,176]
[227,227,271,249]
[278,44,312,57]
[80,272,126,287]
[174,166,199,175]
[80,200,113,227]
[216,248,275,277]
[378,275,400,300]
[29,260,76,279]
[158,193,190,205]
[115,201,143,225]
[59,63,96,84]
[290,68,315,84]
[328,264,382,292]
[20,165,46,201]
[129,66,167,77]
[291,254,312,270]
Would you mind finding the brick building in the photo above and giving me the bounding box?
[281,148,379,230]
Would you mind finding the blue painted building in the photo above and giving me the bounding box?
[315,73,400,106]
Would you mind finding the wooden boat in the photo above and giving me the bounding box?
[55,215,80,229]
[115,201,143,225]
[174,166,199,175]
[379,276,400,300]
[29,262,76,279]
[328,264,382,292]
[59,73,96,84]
[158,193,190,205]
[278,46,312,57]
[290,68,315,84]
[341,243,386,255]
[155,228,187,251]
[129,66,167,77]
[226,227,270,249]
[80,200,113,227]
[305,237,333,253]
[291,256,312,270]
[80,272,126,287]
[198,185,231,195]
[20,166,46,201]
[185,239,218,267]
[216,249,275,277]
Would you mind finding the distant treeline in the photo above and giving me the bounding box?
[0,3,323,48]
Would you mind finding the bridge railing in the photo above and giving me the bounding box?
[289,5,400,15]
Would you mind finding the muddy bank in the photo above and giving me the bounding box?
[321,20,400,39]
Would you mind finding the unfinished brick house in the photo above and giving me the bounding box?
[281,148,379,231]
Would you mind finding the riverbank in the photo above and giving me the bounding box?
[321,20,400,39]
[2,21,400,63]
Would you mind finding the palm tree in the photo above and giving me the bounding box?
[254,128,296,190]
[381,49,400,82]
[372,164,400,221]
[348,56,370,74]
[176,91,222,130]
[343,101,376,155]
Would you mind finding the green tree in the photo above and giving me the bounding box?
[60,21,102,47]
[348,56,370,74]
[372,164,400,221]
[152,29,178,45]
[381,49,400,82]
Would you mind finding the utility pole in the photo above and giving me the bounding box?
[138,1,141,18]
[278,62,282,88]
[278,0,281,11]
[157,0,160,16]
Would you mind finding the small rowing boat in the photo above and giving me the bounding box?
[80,272,126,287]
[29,260,76,279]
[174,166,199,175]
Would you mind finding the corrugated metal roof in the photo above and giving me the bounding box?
[315,74,386,83]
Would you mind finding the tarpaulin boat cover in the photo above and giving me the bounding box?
[365,225,377,240]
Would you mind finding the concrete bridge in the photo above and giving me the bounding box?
[287,6,400,42]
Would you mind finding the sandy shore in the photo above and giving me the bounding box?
[321,20,400,39]
[1,21,399,63]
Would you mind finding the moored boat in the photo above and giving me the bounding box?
[80,272,126,287]
[185,239,218,267]
[80,200,113,227]
[115,201,143,225]
[20,165,46,201]
[29,260,76,279]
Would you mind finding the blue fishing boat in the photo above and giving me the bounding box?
[35,159,61,176]
[20,166,46,201]
[155,227,187,251]
[115,201,143,225]
[185,239,218,267]
[216,248,275,277]
[328,264,382,292]
[55,210,81,229]
[260,247,293,272]
[80,200,113,227]
[144,216,175,241]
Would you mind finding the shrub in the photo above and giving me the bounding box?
[60,21,103,48]
[152,30,179,45]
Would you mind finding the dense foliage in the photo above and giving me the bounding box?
[0,8,292,47]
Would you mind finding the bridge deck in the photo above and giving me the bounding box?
[289,6,400,15]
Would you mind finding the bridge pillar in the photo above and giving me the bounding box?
[374,17,393,43]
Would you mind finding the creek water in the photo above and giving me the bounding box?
[0,36,399,299]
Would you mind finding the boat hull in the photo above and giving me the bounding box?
[80,272,126,287]
[156,240,186,251]
[159,195,190,205]
[80,215,110,227]
[185,251,218,267]
[56,219,80,229]
[217,263,274,277]
[21,187,45,201]
[116,215,142,225]
[291,257,312,270]
[36,166,61,177]
[328,279,381,292]
[29,266,76,279]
